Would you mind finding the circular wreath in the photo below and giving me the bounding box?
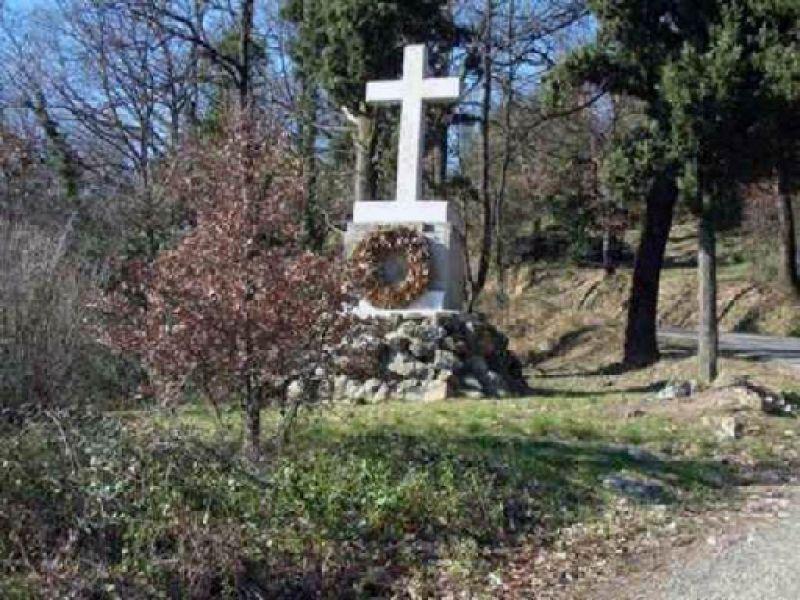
[351,226,432,309]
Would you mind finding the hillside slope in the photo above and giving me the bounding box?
[488,222,800,364]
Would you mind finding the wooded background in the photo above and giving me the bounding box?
[1,0,798,407]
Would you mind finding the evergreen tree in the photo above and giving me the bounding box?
[283,0,457,203]
[547,1,717,366]
[659,4,754,381]
[549,0,799,374]
[748,0,800,297]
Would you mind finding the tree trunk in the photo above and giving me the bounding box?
[428,8,453,196]
[353,115,374,204]
[299,74,322,250]
[698,192,718,383]
[186,1,202,128]
[492,0,516,321]
[242,376,261,460]
[777,158,800,298]
[602,229,616,275]
[468,0,493,312]
[30,91,81,200]
[238,0,259,459]
[623,169,678,366]
[430,118,448,192]
[238,0,255,112]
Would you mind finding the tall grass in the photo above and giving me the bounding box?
[0,216,132,407]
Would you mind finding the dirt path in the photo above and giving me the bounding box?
[619,487,800,600]
[659,328,800,370]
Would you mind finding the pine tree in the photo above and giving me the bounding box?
[749,0,800,298]
[549,0,799,374]
[547,1,718,366]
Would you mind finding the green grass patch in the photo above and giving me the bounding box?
[0,397,737,598]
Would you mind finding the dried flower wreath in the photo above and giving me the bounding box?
[351,226,432,309]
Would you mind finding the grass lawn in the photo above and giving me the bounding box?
[5,366,797,599]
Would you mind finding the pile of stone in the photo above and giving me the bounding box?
[656,379,698,400]
[323,313,528,403]
[654,377,796,416]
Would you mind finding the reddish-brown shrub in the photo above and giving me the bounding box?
[102,116,352,455]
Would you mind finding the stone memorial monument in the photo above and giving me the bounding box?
[345,44,465,316]
[331,44,527,403]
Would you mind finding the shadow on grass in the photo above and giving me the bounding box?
[338,431,732,507]
[248,430,735,598]
[1,412,738,600]
[536,360,662,379]
[527,326,601,367]
[526,382,667,397]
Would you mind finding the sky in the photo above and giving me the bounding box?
[7,0,53,8]
[5,0,54,15]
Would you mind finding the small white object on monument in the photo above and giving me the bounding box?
[346,44,465,317]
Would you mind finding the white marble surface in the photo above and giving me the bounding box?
[355,291,449,318]
[352,200,461,226]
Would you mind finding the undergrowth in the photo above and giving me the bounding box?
[1,400,736,599]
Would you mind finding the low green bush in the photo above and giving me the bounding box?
[0,406,731,598]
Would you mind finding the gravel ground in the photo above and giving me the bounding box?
[626,492,800,600]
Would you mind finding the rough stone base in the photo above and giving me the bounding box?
[323,313,528,404]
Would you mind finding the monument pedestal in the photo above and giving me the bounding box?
[345,200,465,318]
[325,312,529,403]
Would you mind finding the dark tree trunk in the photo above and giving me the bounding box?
[697,192,718,383]
[602,230,616,275]
[428,12,453,196]
[30,91,81,200]
[777,158,800,298]
[186,0,205,128]
[430,118,448,191]
[238,0,254,112]
[468,0,493,312]
[299,74,323,250]
[623,169,678,366]
[238,0,259,459]
[492,0,516,319]
[242,376,261,460]
[297,0,323,250]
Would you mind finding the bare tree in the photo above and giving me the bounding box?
[459,0,589,310]
[2,1,203,256]
[135,0,261,114]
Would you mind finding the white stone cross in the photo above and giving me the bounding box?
[366,44,460,205]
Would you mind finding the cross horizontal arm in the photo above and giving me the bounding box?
[366,80,404,104]
[422,77,461,102]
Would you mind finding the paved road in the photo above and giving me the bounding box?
[658,328,800,370]
[629,492,800,600]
